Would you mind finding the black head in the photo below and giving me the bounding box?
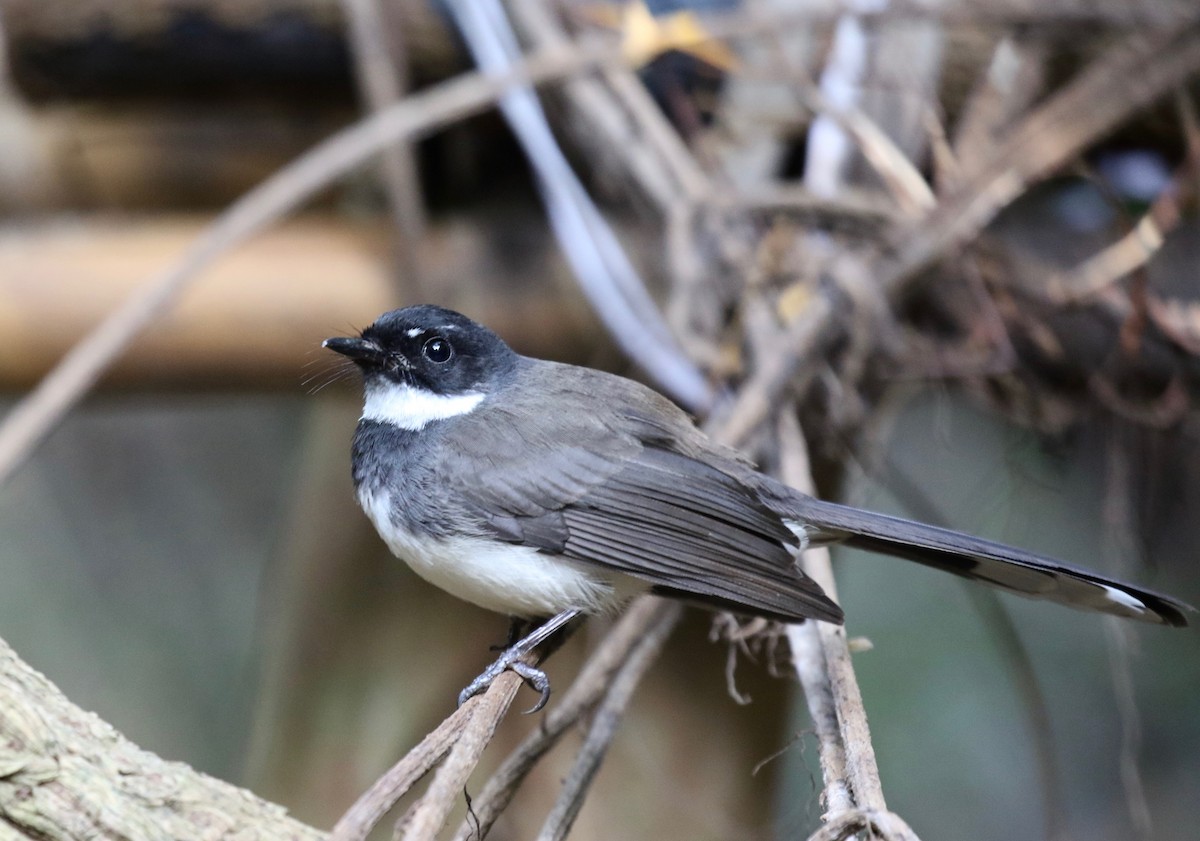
[323,305,519,396]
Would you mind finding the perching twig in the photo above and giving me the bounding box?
[534,601,681,841]
[447,598,679,841]
[331,645,550,841]
[787,590,853,814]
[335,598,680,841]
[398,668,530,840]
[329,693,479,841]
[0,42,621,491]
[804,808,921,841]
[779,420,922,841]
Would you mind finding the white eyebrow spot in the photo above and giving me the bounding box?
[405,328,425,338]
[1102,584,1146,613]
[362,383,484,430]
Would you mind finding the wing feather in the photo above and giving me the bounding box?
[436,362,843,623]
[561,454,841,622]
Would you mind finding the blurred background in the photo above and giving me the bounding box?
[1,0,1198,839]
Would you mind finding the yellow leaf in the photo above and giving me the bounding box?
[619,0,737,70]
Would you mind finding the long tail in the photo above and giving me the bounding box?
[787,496,1191,627]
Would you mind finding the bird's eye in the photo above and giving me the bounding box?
[422,336,453,363]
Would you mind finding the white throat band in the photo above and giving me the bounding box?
[362,383,485,430]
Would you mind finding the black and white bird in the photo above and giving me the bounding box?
[325,305,1191,709]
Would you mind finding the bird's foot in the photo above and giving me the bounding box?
[458,650,551,713]
[456,608,582,714]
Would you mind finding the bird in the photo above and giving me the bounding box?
[324,305,1192,710]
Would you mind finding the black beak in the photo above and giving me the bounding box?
[323,336,385,365]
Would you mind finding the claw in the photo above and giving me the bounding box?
[456,648,551,712]
[456,608,582,713]
[510,661,551,713]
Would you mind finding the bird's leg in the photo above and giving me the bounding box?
[490,616,532,652]
[458,608,582,713]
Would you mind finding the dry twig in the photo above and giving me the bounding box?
[0,42,622,490]
[334,599,680,841]
[533,602,680,841]
[805,808,921,841]
[340,0,427,285]
[711,24,1200,450]
[447,598,679,841]
[778,413,901,825]
[883,24,1200,292]
[1041,93,1200,306]
[330,694,476,841]
[398,669,529,841]
[507,0,710,209]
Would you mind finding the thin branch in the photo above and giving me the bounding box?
[1041,97,1200,305]
[0,42,620,490]
[330,643,559,841]
[534,602,681,841]
[507,0,708,209]
[710,252,850,447]
[340,0,428,288]
[337,599,680,841]
[447,598,679,841]
[787,592,853,815]
[881,24,1200,294]
[710,24,1200,450]
[329,697,478,841]
[805,808,921,841]
[799,86,936,216]
[1042,197,1184,305]
[777,411,894,819]
[398,669,529,841]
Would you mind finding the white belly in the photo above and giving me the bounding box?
[358,486,633,617]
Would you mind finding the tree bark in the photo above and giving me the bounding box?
[0,637,323,840]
